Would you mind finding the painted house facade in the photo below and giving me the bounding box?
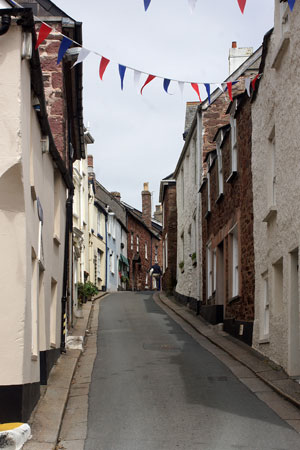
[174,45,261,315]
[159,174,177,294]
[0,6,71,421]
[201,93,255,345]
[252,1,300,375]
[124,183,162,291]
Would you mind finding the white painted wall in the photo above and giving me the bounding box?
[0,24,66,385]
[252,1,300,375]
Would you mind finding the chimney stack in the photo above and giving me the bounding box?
[142,182,152,229]
[228,42,253,75]
[154,204,163,224]
[87,154,95,180]
[111,192,121,202]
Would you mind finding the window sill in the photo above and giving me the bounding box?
[204,210,211,220]
[97,233,103,240]
[226,171,238,184]
[215,193,224,204]
[73,213,79,219]
[271,32,290,70]
[258,337,270,344]
[262,206,277,223]
[31,354,38,362]
[53,234,61,246]
[228,295,240,305]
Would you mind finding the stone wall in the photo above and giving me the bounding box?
[162,184,177,293]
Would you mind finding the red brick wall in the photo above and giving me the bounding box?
[162,184,177,293]
[127,214,162,291]
[202,96,254,322]
[37,24,68,164]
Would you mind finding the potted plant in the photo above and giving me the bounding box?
[77,281,99,304]
[179,261,184,273]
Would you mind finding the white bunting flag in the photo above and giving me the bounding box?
[245,77,251,97]
[216,83,224,92]
[188,0,197,12]
[72,47,90,67]
[178,81,184,96]
[134,70,142,90]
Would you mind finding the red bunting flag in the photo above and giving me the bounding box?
[140,75,156,95]
[35,23,52,49]
[251,74,260,91]
[191,83,201,101]
[227,82,233,101]
[99,57,110,81]
[237,0,246,13]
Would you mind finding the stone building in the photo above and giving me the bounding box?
[201,93,255,345]
[0,5,72,421]
[252,1,300,375]
[159,174,177,294]
[124,183,162,291]
[174,44,262,313]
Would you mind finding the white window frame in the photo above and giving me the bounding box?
[97,210,101,235]
[110,251,115,274]
[145,242,148,260]
[207,172,211,213]
[207,242,213,299]
[155,245,158,263]
[137,236,139,253]
[271,135,276,206]
[131,232,134,250]
[216,133,224,196]
[262,274,270,338]
[145,272,149,287]
[230,113,238,173]
[97,250,101,279]
[213,249,217,293]
[231,226,239,298]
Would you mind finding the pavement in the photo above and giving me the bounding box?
[23,293,107,450]
[156,292,300,418]
[22,290,300,449]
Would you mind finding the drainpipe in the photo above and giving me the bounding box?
[0,15,11,36]
[105,214,108,291]
[61,194,72,352]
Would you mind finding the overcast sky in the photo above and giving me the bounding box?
[53,0,274,212]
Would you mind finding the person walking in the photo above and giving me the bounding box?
[149,263,162,291]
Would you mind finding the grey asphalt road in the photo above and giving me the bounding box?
[84,292,300,450]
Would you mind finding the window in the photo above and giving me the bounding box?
[213,249,217,293]
[163,234,168,272]
[273,257,283,315]
[262,274,270,338]
[97,210,101,236]
[145,242,148,259]
[269,132,276,207]
[207,242,213,299]
[230,113,238,173]
[50,279,57,347]
[207,172,211,213]
[155,245,158,263]
[53,171,60,238]
[97,250,101,279]
[107,215,112,235]
[216,135,224,196]
[137,236,139,253]
[146,273,149,287]
[131,232,134,250]
[110,251,115,274]
[231,226,239,298]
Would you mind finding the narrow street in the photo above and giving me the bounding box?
[82,293,300,450]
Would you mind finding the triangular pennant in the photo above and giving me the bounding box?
[217,83,225,92]
[144,0,151,11]
[141,75,155,95]
[204,83,211,104]
[134,70,142,90]
[188,0,197,12]
[288,0,296,11]
[57,36,72,65]
[191,83,201,102]
[237,0,247,13]
[178,81,184,96]
[99,57,110,81]
[119,65,127,90]
[251,74,260,91]
[163,79,171,94]
[72,47,90,67]
[227,82,233,101]
[35,23,52,49]
[245,77,251,97]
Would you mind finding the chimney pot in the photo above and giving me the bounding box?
[143,182,149,192]
[111,192,121,202]
[232,41,237,48]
